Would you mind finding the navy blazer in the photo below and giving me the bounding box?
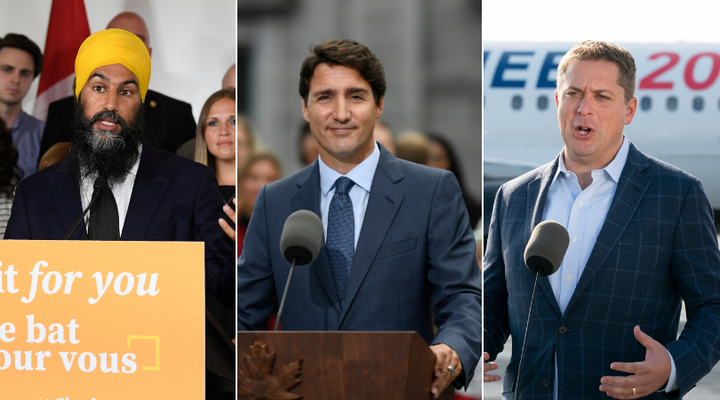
[5,143,235,306]
[237,145,482,387]
[484,144,720,399]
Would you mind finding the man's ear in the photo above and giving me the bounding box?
[302,98,310,122]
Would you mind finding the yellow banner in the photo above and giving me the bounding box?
[0,240,204,399]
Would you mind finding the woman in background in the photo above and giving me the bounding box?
[194,88,236,205]
[426,132,481,229]
[236,153,282,256]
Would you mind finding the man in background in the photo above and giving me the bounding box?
[39,11,196,160]
[0,33,44,178]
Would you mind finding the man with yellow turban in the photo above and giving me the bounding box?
[5,28,235,307]
[39,12,197,161]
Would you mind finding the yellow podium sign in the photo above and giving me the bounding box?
[0,240,204,399]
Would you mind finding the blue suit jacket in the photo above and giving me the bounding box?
[237,145,482,387]
[484,144,720,399]
[5,143,235,306]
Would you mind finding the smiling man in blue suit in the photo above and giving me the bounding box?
[483,41,720,399]
[237,38,482,397]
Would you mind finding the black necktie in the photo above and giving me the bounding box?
[88,176,120,240]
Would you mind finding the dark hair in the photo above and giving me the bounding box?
[0,33,43,78]
[299,38,386,105]
[194,88,236,171]
[0,119,22,198]
[297,120,313,164]
[557,40,636,103]
[426,132,465,191]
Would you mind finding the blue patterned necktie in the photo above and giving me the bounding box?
[327,177,355,305]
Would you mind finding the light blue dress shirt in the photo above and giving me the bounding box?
[318,142,380,248]
[543,137,676,396]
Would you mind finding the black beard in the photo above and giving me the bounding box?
[69,100,144,186]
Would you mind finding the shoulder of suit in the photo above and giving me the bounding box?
[627,144,699,184]
[145,89,192,109]
[142,142,209,173]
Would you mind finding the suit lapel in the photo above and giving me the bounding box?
[289,162,342,314]
[564,144,650,313]
[339,150,405,325]
[121,143,174,240]
[48,161,87,239]
[528,158,562,317]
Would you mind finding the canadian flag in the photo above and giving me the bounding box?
[33,0,90,121]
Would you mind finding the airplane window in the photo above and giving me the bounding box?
[667,96,678,111]
[537,95,548,110]
[512,95,523,110]
[640,96,651,111]
[693,97,704,111]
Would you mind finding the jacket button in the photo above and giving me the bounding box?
[542,378,551,388]
[558,326,568,334]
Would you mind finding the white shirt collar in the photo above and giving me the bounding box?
[554,136,630,184]
[319,141,380,196]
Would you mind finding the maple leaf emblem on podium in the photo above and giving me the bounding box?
[238,338,303,400]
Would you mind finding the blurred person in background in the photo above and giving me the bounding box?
[194,88,236,205]
[297,120,319,166]
[236,152,282,256]
[396,130,430,164]
[426,132,481,229]
[222,64,235,90]
[373,119,396,155]
[0,119,21,237]
[37,142,70,171]
[178,63,237,160]
[0,33,44,179]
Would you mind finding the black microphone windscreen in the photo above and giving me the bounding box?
[279,210,323,265]
[524,220,569,276]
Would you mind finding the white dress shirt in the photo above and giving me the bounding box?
[318,142,380,248]
[80,144,142,236]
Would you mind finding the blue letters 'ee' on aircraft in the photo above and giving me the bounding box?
[484,42,720,212]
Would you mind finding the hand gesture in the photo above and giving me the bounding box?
[218,197,236,241]
[483,351,501,382]
[599,326,671,398]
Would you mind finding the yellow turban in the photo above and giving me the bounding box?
[74,28,151,101]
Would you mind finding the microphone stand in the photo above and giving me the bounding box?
[515,269,542,400]
[274,257,297,331]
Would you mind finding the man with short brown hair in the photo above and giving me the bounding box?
[0,33,44,178]
[238,38,482,397]
[484,40,720,399]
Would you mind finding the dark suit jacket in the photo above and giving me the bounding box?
[237,145,483,387]
[38,90,197,162]
[484,144,720,399]
[5,142,235,306]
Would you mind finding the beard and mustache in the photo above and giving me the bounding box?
[69,99,144,186]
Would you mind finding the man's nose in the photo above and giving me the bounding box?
[333,98,351,122]
[104,93,119,111]
[576,95,594,115]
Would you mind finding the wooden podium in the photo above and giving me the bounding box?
[237,331,454,400]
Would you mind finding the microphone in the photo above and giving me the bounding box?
[275,210,323,331]
[64,177,106,240]
[515,220,569,400]
[523,220,569,276]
